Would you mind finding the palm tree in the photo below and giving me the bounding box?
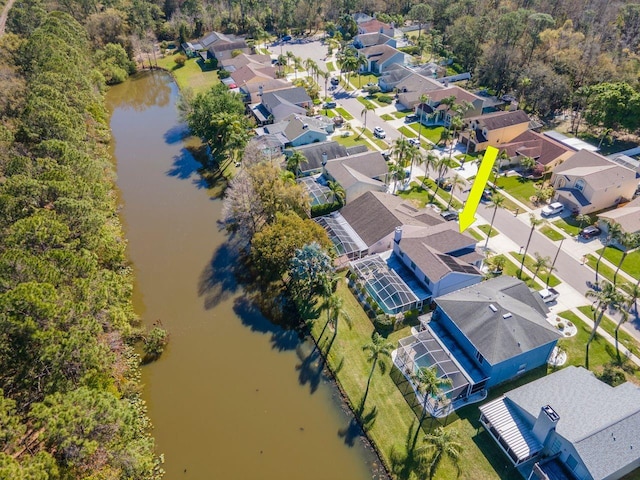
[404,143,421,181]
[420,150,439,188]
[418,427,463,480]
[323,292,351,339]
[484,193,505,249]
[393,137,411,169]
[576,213,592,229]
[410,366,452,447]
[519,214,545,279]
[531,252,552,285]
[596,221,622,283]
[614,306,631,363]
[629,282,640,315]
[464,128,476,157]
[355,54,368,88]
[359,103,375,139]
[285,50,294,70]
[360,333,394,411]
[446,174,465,210]
[585,281,625,369]
[429,157,450,203]
[293,56,303,79]
[327,180,346,206]
[416,94,430,146]
[448,115,464,160]
[322,70,330,99]
[286,150,305,177]
[389,162,405,194]
[613,232,639,285]
[485,254,506,275]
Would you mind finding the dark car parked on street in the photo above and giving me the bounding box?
[580,225,601,240]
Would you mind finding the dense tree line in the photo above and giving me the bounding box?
[0,12,162,479]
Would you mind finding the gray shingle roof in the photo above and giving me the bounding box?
[434,276,559,364]
[294,141,348,173]
[340,191,443,246]
[469,110,530,130]
[599,196,640,234]
[505,366,640,480]
[398,238,480,282]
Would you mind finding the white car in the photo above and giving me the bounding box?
[408,138,420,147]
[541,202,564,217]
[373,127,386,139]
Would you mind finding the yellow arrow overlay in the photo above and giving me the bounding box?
[459,145,499,233]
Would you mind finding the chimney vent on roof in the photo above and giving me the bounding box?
[488,304,497,312]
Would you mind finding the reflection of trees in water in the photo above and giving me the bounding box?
[106,71,172,112]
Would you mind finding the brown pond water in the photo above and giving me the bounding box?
[107,71,379,479]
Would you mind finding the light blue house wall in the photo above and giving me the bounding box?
[290,130,328,147]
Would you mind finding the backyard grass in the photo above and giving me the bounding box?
[552,215,595,236]
[468,228,483,241]
[596,246,640,279]
[380,114,394,121]
[156,55,220,93]
[540,225,565,241]
[335,107,353,120]
[491,175,538,208]
[584,254,635,296]
[407,124,444,144]
[510,252,561,288]
[477,224,499,238]
[310,279,526,480]
[576,306,638,358]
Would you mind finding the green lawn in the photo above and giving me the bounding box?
[552,215,595,236]
[576,306,639,358]
[380,114,394,121]
[334,107,354,120]
[398,180,446,211]
[555,311,640,380]
[326,61,336,72]
[584,254,635,296]
[540,225,565,241]
[392,110,412,118]
[407,124,444,144]
[332,131,373,149]
[362,129,390,150]
[596,246,640,279]
[357,96,380,109]
[510,252,561,288]
[491,175,538,208]
[310,279,526,480]
[468,228,483,241]
[156,55,220,93]
[477,224,499,237]
[397,126,417,138]
[487,255,536,287]
[352,73,379,89]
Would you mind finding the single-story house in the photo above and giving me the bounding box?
[480,366,640,479]
[353,32,396,49]
[248,134,287,159]
[394,276,559,414]
[257,114,332,148]
[206,39,251,61]
[219,53,272,72]
[378,64,413,92]
[459,110,531,153]
[239,79,292,104]
[323,151,389,202]
[230,64,277,90]
[357,18,394,37]
[251,87,312,125]
[392,224,483,298]
[551,150,638,215]
[497,129,573,170]
[415,86,484,126]
[182,31,236,56]
[358,44,406,74]
[598,196,640,235]
[290,141,348,176]
[396,73,446,110]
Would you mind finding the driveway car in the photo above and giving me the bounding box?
[579,225,601,240]
[330,77,340,86]
[405,114,418,123]
[440,210,458,221]
[324,101,337,108]
[408,138,420,147]
[373,127,386,139]
[481,188,493,202]
[541,202,564,217]
[436,177,452,191]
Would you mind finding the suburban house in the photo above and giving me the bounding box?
[249,135,286,159]
[238,78,292,104]
[256,114,332,148]
[391,224,483,298]
[598,196,640,235]
[551,150,638,215]
[459,110,531,152]
[395,74,445,110]
[414,86,484,126]
[219,53,272,72]
[250,87,312,124]
[358,44,406,74]
[182,31,236,56]
[322,151,389,202]
[357,18,395,37]
[206,38,251,61]
[479,366,640,480]
[497,130,573,170]
[290,141,348,176]
[353,32,396,49]
[394,276,560,415]
[378,63,440,93]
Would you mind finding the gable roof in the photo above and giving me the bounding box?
[470,110,530,130]
[434,276,559,365]
[599,196,640,234]
[340,191,443,246]
[220,53,272,71]
[283,116,327,142]
[553,150,635,190]
[505,366,640,480]
[424,85,484,106]
[210,39,248,53]
[231,64,277,86]
[354,32,394,48]
[324,151,388,189]
[501,130,572,166]
[360,44,405,65]
[199,31,233,48]
[294,141,348,173]
[261,87,311,111]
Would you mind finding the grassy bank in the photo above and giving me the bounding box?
[156,54,220,93]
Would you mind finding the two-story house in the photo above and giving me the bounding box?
[480,366,640,479]
[415,86,484,126]
[322,151,389,202]
[551,150,638,215]
[250,87,312,125]
[459,110,531,152]
[358,44,407,74]
[357,18,395,37]
[352,32,396,49]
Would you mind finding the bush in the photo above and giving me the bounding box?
[600,365,626,386]
[218,69,231,79]
[174,53,188,67]
[142,326,169,364]
[400,46,420,55]
[373,314,394,335]
[377,95,393,104]
[310,201,341,217]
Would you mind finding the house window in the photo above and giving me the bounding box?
[475,351,485,364]
[575,179,585,192]
[517,363,526,374]
[566,454,578,471]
